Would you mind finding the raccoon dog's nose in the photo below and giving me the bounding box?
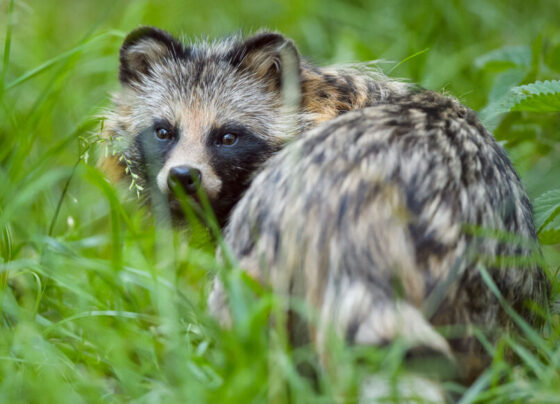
[167,166,202,195]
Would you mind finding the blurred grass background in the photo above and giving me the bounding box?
[1,0,560,402]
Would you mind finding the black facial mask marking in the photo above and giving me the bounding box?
[206,123,280,224]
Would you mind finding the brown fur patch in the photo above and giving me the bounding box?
[97,155,125,182]
[300,68,377,125]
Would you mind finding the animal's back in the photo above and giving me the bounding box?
[210,89,548,382]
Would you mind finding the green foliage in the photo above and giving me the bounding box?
[1,0,560,402]
[534,189,560,233]
[510,81,560,112]
[483,80,560,125]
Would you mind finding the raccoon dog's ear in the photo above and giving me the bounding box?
[119,26,187,85]
[228,32,301,89]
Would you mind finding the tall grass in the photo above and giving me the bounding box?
[1,0,560,402]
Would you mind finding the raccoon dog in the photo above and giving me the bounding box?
[104,26,548,399]
[208,90,549,391]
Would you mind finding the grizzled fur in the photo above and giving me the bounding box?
[209,91,549,385]
[105,27,548,397]
[103,27,411,224]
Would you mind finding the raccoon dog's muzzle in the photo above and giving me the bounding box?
[167,165,202,196]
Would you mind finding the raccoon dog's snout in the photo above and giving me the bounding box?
[167,166,202,195]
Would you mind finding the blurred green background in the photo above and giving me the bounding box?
[6,0,560,105]
[3,0,560,193]
[1,0,560,402]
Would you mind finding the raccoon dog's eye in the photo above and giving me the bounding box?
[155,127,172,140]
[221,133,238,146]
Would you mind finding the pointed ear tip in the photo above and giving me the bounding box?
[120,26,174,52]
[240,31,299,58]
[250,31,290,46]
[254,30,286,38]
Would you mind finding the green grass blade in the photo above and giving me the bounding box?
[0,0,15,100]
[4,30,124,91]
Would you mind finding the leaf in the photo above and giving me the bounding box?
[480,80,560,128]
[488,68,526,103]
[538,228,560,245]
[475,45,531,70]
[509,80,560,112]
[533,188,560,233]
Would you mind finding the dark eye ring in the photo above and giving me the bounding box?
[155,127,172,140]
[221,133,238,146]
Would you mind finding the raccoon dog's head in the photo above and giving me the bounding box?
[104,27,303,226]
